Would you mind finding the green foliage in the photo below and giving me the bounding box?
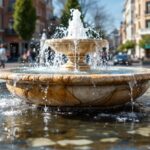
[117,40,136,53]
[124,40,136,49]
[61,0,82,27]
[139,35,150,49]
[117,44,126,52]
[13,0,36,40]
[117,40,136,52]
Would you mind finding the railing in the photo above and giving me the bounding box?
[139,28,150,35]
[145,10,150,15]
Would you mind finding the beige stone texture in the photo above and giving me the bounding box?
[46,39,108,71]
[0,69,150,107]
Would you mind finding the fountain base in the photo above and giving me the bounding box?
[1,68,150,108]
[63,61,90,71]
[6,79,149,107]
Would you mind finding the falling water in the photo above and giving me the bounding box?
[67,9,87,39]
[128,78,139,123]
[73,40,79,71]
[52,26,67,39]
[53,52,64,68]
[37,9,109,70]
[39,32,48,65]
[129,81,135,111]
[42,86,48,103]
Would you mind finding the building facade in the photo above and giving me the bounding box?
[122,0,150,58]
[135,0,150,58]
[33,0,47,38]
[45,0,53,24]
[108,29,120,54]
[123,0,135,43]
[120,22,126,44]
[3,0,22,61]
[0,0,4,43]
[1,0,53,61]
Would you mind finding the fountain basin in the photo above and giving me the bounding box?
[46,39,108,71]
[0,67,150,107]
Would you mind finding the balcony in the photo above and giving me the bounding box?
[145,10,150,15]
[145,11,150,19]
[139,28,150,35]
[0,28,4,32]
[5,28,17,36]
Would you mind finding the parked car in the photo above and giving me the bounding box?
[113,54,132,65]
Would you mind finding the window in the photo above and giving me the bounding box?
[131,0,134,3]
[8,0,15,11]
[139,4,141,16]
[138,21,141,29]
[0,1,3,7]
[146,20,150,28]
[9,0,15,4]
[146,1,150,14]
[0,15,2,29]
[8,18,14,30]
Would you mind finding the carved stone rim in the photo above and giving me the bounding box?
[0,68,150,85]
[46,38,108,44]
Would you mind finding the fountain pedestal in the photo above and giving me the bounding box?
[64,53,90,71]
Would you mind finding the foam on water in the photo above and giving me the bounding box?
[0,97,22,109]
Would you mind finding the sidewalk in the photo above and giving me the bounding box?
[0,62,21,83]
[3,62,21,69]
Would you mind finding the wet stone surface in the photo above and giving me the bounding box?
[0,82,150,150]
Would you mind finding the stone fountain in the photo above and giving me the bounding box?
[0,9,150,107]
[46,10,107,71]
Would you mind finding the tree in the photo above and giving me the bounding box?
[117,44,126,52]
[139,35,150,49]
[117,40,136,54]
[80,0,113,34]
[58,0,112,37]
[67,0,110,37]
[124,40,136,50]
[13,0,36,40]
[79,0,100,18]
[117,41,136,53]
[60,0,82,27]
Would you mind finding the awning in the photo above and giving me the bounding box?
[145,44,150,49]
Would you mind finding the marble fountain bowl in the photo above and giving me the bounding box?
[46,39,108,71]
[0,67,150,108]
[46,39,108,54]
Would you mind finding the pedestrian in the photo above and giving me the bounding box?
[0,44,7,68]
[30,48,37,62]
[26,48,33,62]
[101,47,108,65]
[22,50,28,63]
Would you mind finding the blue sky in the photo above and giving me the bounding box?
[101,0,123,29]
